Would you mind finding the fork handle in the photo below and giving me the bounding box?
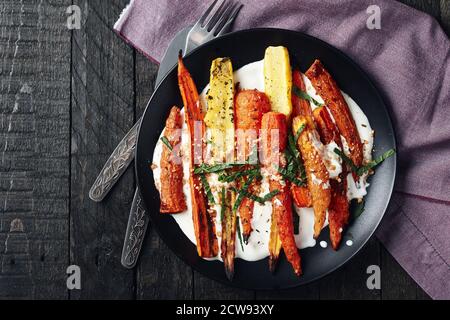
[121,190,150,269]
[89,119,141,202]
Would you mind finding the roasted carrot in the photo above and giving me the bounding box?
[306,60,363,167]
[235,89,271,242]
[235,90,272,128]
[313,106,350,250]
[159,106,187,213]
[313,106,341,147]
[291,69,314,208]
[292,69,315,129]
[328,179,349,250]
[262,112,302,276]
[178,53,218,258]
[268,215,282,273]
[292,116,331,239]
[290,184,312,208]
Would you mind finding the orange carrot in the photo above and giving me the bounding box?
[292,116,331,239]
[159,106,187,213]
[262,112,302,276]
[235,89,271,242]
[313,106,350,250]
[290,184,312,208]
[178,54,218,258]
[291,70,314,208]
[306,60,363,167]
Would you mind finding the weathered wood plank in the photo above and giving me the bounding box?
[134,52,194,299]
[319,239,381,300]
[194,271,255,300]
[0,0,71,299]
[70,0,135,299]
[256,283,319,300]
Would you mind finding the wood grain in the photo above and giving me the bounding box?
[194,271,255,300]
[319,239,381,300]
[134,53,194,300]
[69,0,135,299]
[0,0,71,299]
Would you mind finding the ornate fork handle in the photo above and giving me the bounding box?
[121,190,150,269]
[89,120,141,202]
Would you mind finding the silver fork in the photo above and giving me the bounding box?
[120,0,243,269]
[184,0,243,55]
[89,0,242,203]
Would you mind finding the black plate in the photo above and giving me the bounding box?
[135,28,396,290]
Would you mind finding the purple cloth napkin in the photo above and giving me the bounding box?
[115,0,450,299]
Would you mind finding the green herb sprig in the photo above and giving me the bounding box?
[277,166,307,186]
[194,163,241,175]
[333,148,359,173]
[160,136,173,151]
[334,148,396,176]
[230,187,280,204]
[293,86,324,107]
[278,124,308,186]
[200,174,215,204]
[233,174,256,212]
[294,123,306,142]
[218,167,261,183]
[356,149,396,176]
[236,216,245,252]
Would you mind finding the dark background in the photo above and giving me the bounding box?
[0,0,448,300]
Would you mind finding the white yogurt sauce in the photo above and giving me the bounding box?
[152,59,373,262]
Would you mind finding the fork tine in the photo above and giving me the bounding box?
[212,2,241,36]
[227,3,243,24]
[198,0,220,26]
[205,0,230,31]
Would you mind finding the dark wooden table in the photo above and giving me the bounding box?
[0,0,448,300]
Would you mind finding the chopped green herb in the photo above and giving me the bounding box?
[277,166,306,186]
[233,174,256,212]
[288,134,300,160]
[293,86,324,107]
[230,187,264,204]
[236,216,245,252]
[262,190,280,202]
[194,163,240,174]
[356,149,396,176]
[200,174,215,204]
[294,123,306,142]
[334,148,396,176]
[218,167,261,183]
[160,136,173,151]
[333,148,359,173]
[229,187,279,204]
